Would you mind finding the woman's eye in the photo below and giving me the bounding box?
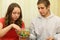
[12,12,16,14]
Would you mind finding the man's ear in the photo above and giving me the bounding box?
[48,5,50,10]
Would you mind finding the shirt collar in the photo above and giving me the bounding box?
[38,12,54,19]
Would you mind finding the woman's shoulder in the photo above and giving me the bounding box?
[0,17,5,20]
[21,21,25,28]
[0,17,5,24]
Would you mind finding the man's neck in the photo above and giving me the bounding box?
[43,11,50,18]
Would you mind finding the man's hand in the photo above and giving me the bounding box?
[47,36,54,40]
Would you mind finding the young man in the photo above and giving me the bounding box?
[29,0,60,40]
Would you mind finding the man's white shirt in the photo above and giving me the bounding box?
[30,13,60,40]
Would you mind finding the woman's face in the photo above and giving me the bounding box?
[11,7,20,21]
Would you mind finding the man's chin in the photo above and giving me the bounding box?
[41,14,45,16]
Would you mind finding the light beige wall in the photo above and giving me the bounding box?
[49,0,58,16]
[57,0,60,16]
[0,0,2,18]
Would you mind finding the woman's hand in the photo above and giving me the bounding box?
[11,24,21,31]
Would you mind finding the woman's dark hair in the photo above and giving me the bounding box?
[5,3,22,28]
[37,0,50,8]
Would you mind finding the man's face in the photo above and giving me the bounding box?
[37,3,50,17]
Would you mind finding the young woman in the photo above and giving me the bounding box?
[0,3,25,40]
